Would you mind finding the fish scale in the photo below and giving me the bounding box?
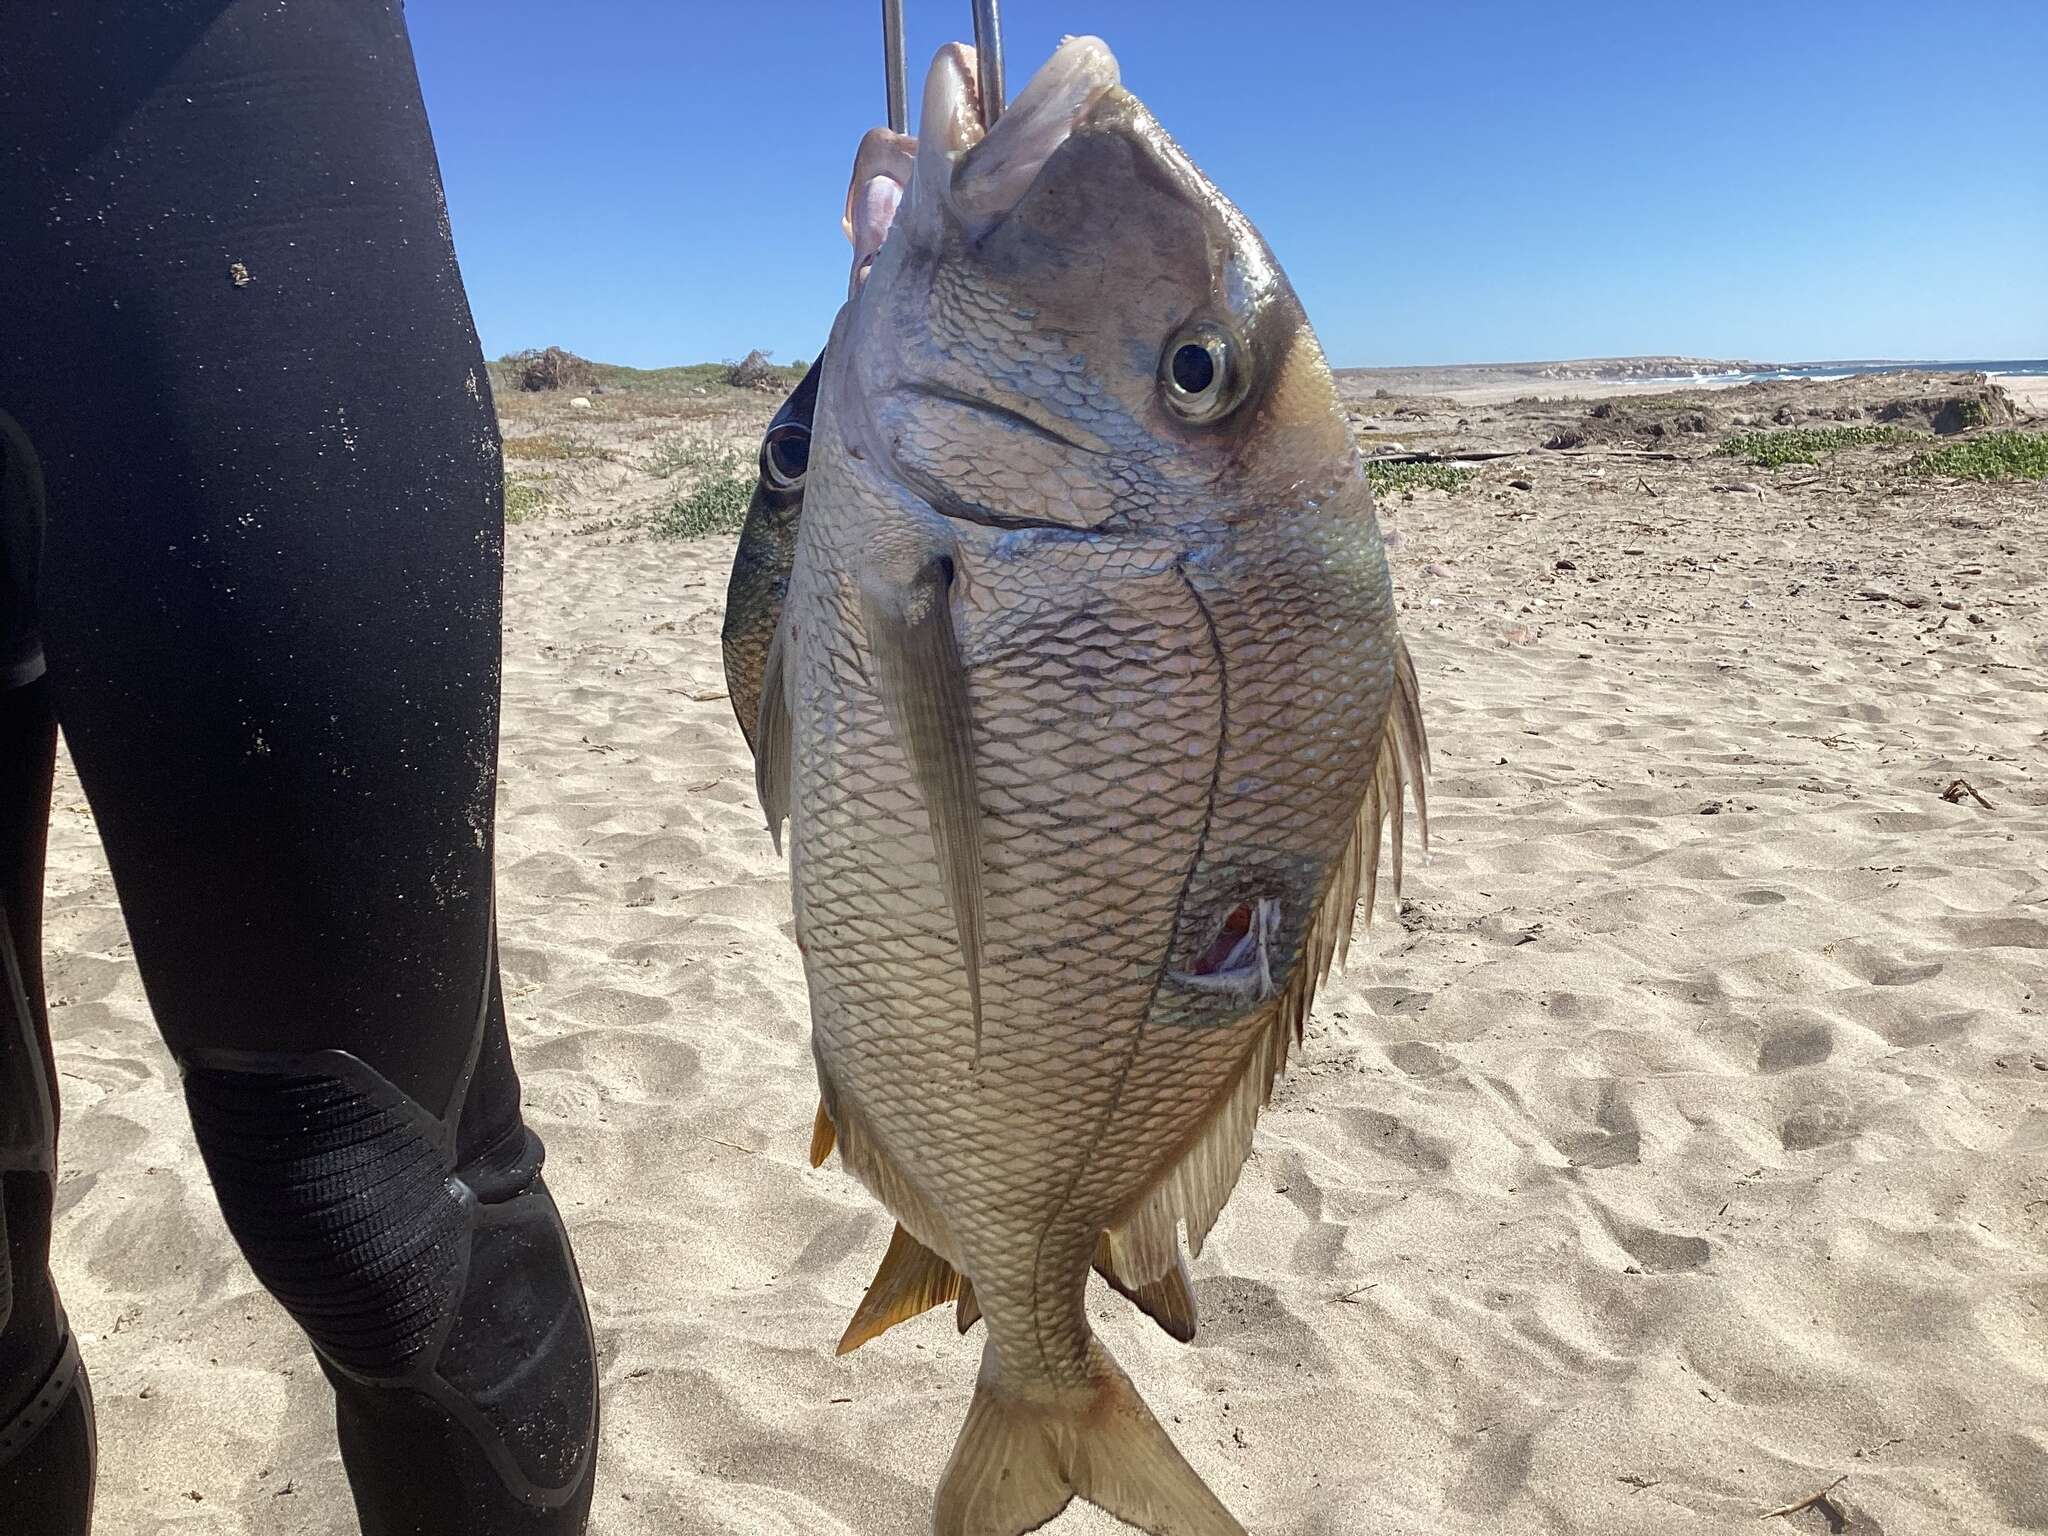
[795,439,1206,1293]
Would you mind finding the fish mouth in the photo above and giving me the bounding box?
[845,36,1122,289]
[926,35,1122,236]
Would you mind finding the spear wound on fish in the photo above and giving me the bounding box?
[1169,895,1281,1002]
[860,532,986,1051]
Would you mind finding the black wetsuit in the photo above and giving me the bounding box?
[1,5,599,1531]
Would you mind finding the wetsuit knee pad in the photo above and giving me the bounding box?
[181,1050,595,1514]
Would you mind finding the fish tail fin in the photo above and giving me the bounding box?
[935,1337,1244,1536]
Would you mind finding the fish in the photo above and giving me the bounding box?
[758,35,1427,1536]
[720,355,821,752]
[719,137,1206,1363]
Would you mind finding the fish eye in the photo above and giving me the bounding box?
[762,422,810,491]
[1159,323,1244,425]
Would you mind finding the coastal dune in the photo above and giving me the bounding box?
[41,374,2048,1533]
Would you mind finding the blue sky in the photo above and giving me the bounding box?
[407,2,2048,369]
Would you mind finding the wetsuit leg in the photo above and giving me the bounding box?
[0,670,96,1534]
[2,388,97,1533]
[0,5,597,1531]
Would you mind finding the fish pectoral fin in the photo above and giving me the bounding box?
[808,1100,836,1168]
[837,1222,966,1356]
[936,1337,1244,1536]
[859,532,986,1043]
[955,1280,981,1334]
[754,622,793,852]
[1094,1237,1199,1344]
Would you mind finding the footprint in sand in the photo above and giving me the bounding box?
[551,985,673,1030]
[42,952,131,1004]
[704,1437,931,1536]
[1448,1426,1538,1513]
[1779,1092,1861,1152]
[1189,1275,1337,1374]
[1617,1224,1712,1274]
[1981,1429,2048,1529]
[1381,1039,1455,1077]
[1560,1079,1642,1168]
[1957,916,2048,951]
[1564,1127,1641,1169]
[1730,888,1788,907]
[1260,1153,1354,1272]
[1759,1019,1834,1073]
[1339,1106,1453,1172]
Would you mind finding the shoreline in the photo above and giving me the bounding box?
[1336,357,2047,407]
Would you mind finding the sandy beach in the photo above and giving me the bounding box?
[42,368,2048,1533]
[1997,374,2048,417]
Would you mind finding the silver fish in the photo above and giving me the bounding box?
[761,36,1426,1536]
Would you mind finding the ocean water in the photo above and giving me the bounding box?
[1654,359,2048,386]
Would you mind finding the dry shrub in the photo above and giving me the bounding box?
[1545,399,1725,450]
[511,346,596,393]
[723,349,781,391]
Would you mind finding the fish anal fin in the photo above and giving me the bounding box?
[1094,1237,1198,1344]
[859,530,985,1042]
[955,1279,981,1335]
[837,1222,966,1356]
[935,1337,1243,1536]
[808,1100,836,1168]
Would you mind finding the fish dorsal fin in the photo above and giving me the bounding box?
[838,1222,966,1355]
[754,623,793,852]
[1094,1236,1198,1343]
[1108,637,1429,1285]
[808,1100,836,1168]
[859,529,986,1044]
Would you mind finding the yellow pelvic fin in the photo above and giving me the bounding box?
[837,1222,965,1356]
[808,1101,836,1168]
